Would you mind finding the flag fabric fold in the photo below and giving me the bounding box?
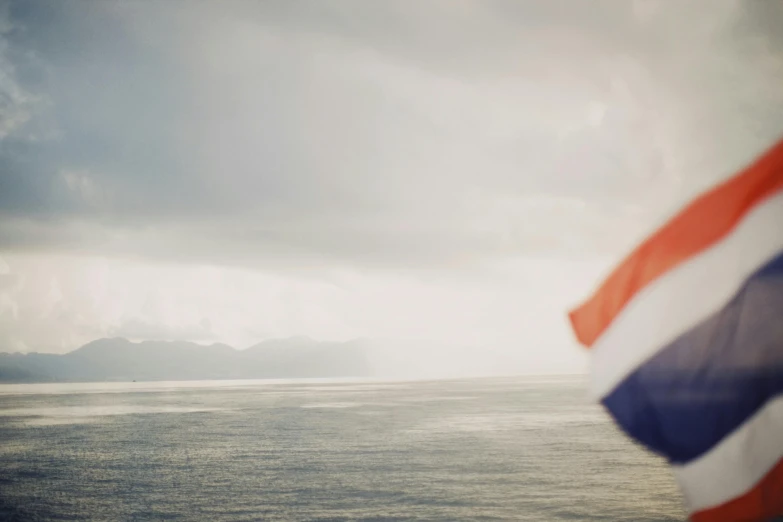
[569,138,783,522]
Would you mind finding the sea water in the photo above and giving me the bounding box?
[0,376,685,521]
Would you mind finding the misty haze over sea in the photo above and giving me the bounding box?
[0,337,570,384]
[0,376,685,521]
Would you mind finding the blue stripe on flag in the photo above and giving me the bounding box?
[602,250,783,464]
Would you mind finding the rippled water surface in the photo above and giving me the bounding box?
[0,376,685,521]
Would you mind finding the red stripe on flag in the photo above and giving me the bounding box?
[569,138,783,348]
[690,457,783,522]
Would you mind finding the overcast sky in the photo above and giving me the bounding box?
[1,0,782,373]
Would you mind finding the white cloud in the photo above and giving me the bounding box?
[60,170,107,207]
[108,317,216,342]
[0,251,601,377]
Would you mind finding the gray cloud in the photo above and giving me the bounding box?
[1,0,783,272]
[0,2,38,139]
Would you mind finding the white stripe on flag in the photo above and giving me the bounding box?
[672,395,783,512]
[590,192,783,399]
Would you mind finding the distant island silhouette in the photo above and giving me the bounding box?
[0,337,373,383]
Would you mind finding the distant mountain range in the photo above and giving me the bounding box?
[0,337,374,383]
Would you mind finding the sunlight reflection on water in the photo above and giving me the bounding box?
[0,376,685,521]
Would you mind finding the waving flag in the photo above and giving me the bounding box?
[569,138,783,521]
